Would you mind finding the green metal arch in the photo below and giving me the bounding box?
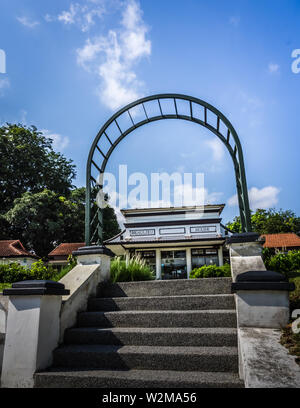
[86,93,251,245]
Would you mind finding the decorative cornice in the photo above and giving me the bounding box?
[124,218,221,228]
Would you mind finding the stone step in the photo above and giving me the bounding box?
[77,309,237,328]
[35,369,244,388]
[64,327,238,347]
[88,294,235,312]
[52,345,239,372]
[98,278,232,298]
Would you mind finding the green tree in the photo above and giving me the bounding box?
[0,124,75,213]
[1,188,121,257]
[226,208,300,235]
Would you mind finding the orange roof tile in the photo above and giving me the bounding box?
[0,240,38,258]
[262,233,300,248]
[48,243,85,257]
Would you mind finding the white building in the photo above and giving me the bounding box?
[0,240,38,267]
[105,204,231,280]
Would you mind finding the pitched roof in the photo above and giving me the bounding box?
[48,243,85,257]
[262,233,300,248]
[0,240,38,258]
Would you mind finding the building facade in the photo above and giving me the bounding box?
[48,243,85,268]
[262,233,300,253]
[105,204,231,279]
[0,240,38,267]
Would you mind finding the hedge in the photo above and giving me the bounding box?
[190,263,231,279]
[0,257,76,284]
[263,249,300,278]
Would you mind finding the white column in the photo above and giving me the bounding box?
[155,249,161,280]
[218,246,224,266]
[186,247,192,279]
[1,294,62,388]
[125,250,130,266]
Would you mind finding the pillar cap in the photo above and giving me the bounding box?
[72,245,114,257]
[2,280,70,296]
[231,270,295,292]
[226,232,265,244]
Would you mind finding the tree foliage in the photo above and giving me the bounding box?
[226,208,300,235]
[0,124,75,213]
[0,124,121,257]
[1,188,120,258]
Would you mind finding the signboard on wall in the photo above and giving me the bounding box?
[190,226,216,233]
[129,229,155,236]
[159,227,186,235]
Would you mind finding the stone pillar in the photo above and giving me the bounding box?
[155,249,161,280]
[218,246,223,266]
[232,270,295,329]
[226,233,266,282]
[73,245,114,269]
[1,281,69,388]
[186,247,192,279]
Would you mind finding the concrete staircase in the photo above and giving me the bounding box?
[35,278,244,388]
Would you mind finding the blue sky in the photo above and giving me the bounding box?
[0,0,300,224]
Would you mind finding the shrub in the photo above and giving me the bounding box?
[190,263,231,279]
[264,250,300,278]
[29,259,55,280]
[110,255,155,283]
[0,256,77,285]
[0,262,29,283]
[52,255,77,281]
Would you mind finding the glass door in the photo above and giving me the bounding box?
[161,250,187,280]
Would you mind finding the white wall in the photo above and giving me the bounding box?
[0,258,37,267]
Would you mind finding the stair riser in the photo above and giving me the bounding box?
[53,351,238,372]
[98,278,232,298]
[77,312,237,328]
[88,295,235,312]
[35,375,244,388]
[64,330,238,347]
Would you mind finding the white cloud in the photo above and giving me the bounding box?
[17,16,40,28]
[268,62,280,74]
[42,129,69,151]
[228,186,280,209]
[229,16,240,27]
[58,3,78,25]
[44,14,54,23]
[236,91,264,128]
[50,1,107,32]
[204,138,224,161]
[76,0,151,110]
[0,77,10,96]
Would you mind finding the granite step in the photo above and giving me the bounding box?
[88,294,235,311]
[64,327,238,347]
[53,345,239,372]
[77,309,237,328]
[35,369,244,388]
[97,278,232,298]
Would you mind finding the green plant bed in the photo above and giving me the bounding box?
[190,263,231,279]
[0,282,12,292]
[110,256,155,283]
